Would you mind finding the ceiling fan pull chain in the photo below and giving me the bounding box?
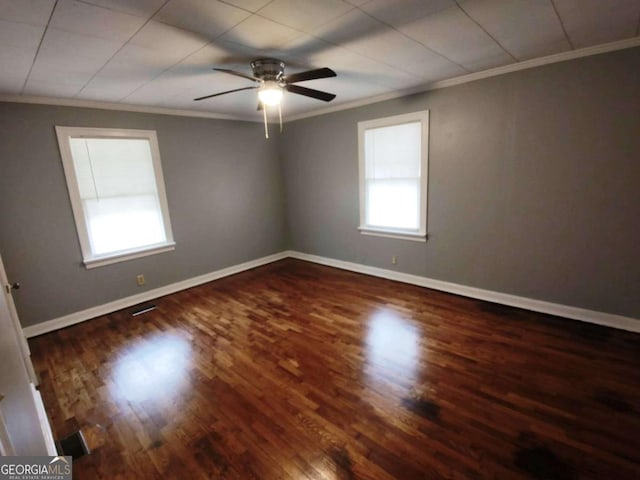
[278,103,282,133]
[263,104,269,139]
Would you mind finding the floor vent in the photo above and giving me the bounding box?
[57,430,90,460]
[131,304,157,316]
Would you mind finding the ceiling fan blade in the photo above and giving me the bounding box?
[193,86,258,101]
[285,67,336,84]
[213,68,259,82]
[285,84,336,102]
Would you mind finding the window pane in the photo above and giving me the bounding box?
[364,122,421,179]
[358,111,428,238]
[69,138,158,199]
[366,179,419,230]
[68,137,166,255]
[84,195,166,255]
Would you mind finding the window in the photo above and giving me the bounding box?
[358,110,429,241]
[56,126,175,268]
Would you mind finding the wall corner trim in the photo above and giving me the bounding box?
[287,251,640,334]
[22,251,289,338]
[23,250,639,338]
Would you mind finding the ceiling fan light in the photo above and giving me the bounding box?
[258,83,283,106]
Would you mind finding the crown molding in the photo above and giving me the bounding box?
[1,36,638,124]
[284,36,640,122]
[0,94,261,123]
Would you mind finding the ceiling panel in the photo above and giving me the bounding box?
[361,0,455,28]
[459,0,571,60]
[0,46,36,83]
[123,46,231,104]
[75,75,152,101]
[0,74,25,93]
[219,14,304,50]
[278,32,333,64]
[99,44,176,79]
[311,8,382,50]
[312,9,462,78]
[0,18,43,49]
[403,51,467,81]
[50,0,146,41]
[344,0,371,6]
[256,0,354,33]
[162,42,231,78]
[306,44,419,90]
[88,20,210,97]
[37,27,124,59]
[399,5,514,71]
[128,20,209,53]
[155,0,250,40]
[0,0,56,25]
[76,0,166,17]
[24,78,88,97]
[211,38,286,67]
[221,0,272,12]
[26,68,92,88]
[553,0,640,48]
[25,41,90,98]
[123,75,196,104]
[32,28,123,75]
[24,28,123,97]
[158,74,253,110]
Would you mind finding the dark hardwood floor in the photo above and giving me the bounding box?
[30,259,640,479]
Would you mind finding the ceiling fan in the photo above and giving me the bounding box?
[194,58,337,137]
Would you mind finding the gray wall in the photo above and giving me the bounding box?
[2,47,638,329]
[0,103,286,327]
[282,47,640,319]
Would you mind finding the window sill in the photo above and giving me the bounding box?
[83,242,176,269]
[358,227,427,242]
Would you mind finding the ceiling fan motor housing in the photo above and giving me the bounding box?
[251,58,286,84]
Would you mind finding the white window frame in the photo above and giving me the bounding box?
[358,110,429,242]
[56,126,175,269]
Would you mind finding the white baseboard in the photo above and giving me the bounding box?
[23,249,639,337]
[23,251,289,338]
[287,250,640,333]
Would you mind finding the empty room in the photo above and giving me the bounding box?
[0,0,639,478]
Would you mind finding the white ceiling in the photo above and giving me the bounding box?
[0,0,639,120]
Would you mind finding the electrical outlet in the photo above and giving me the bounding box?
[136,274,145,286]
[392,255,397,265]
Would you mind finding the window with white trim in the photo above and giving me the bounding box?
[56,126,175,268]
[358,110,429,241]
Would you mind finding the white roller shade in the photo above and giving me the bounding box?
[363,121,422,230]
[68,137,167,255]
